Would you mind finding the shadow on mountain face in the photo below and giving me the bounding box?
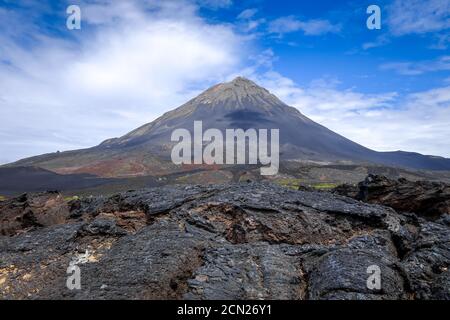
[224,110,272,129]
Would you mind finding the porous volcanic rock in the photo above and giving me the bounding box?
[0,191,70,236]
[0,183,449,299]
[334,175,450,218]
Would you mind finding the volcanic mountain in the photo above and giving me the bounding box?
[5,77,450,177]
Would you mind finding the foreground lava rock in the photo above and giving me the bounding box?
[333,174,450,218]
[1,182,449,299]
[0,191,70,236]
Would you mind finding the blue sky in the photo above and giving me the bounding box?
[0,0,449,163]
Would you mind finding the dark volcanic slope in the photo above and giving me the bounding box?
[5,77,450,177]
[1,183,449,299]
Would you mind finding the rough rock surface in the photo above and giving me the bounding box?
[0,183,449,300]
[0,191,70,236]
[333,174,450,218]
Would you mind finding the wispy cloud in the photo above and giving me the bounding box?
[236,8,265,33]
[237,8,258,20]
[197,0,233,9]
[380,56,450,75]
[362,34,390,50]
[361,0,450,50]
[387,0,450,36]
[268,16,341,36]
[430,33,450,50]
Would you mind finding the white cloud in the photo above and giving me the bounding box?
[0,0,244,163]
[380,56,450,75]
[387,0,450,36]
[268,16,341,36]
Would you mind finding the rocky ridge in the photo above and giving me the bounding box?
[0,181,449,300]
[333,174,450,218]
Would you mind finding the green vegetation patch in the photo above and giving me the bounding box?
[64,195,80,202]
[274,178,302,190]
[274,178,338,191]
[312,183,338,190]
[175,175,190,183]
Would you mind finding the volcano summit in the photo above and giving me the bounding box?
[4,77,450,178]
